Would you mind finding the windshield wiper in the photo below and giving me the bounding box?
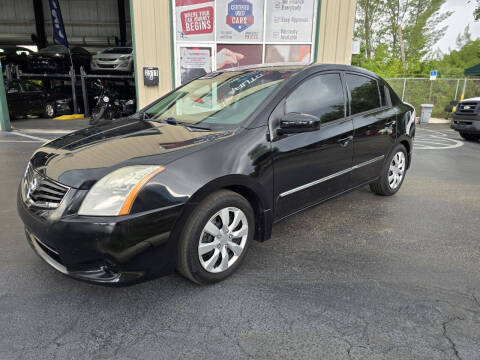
[151,117,211,131]
[129,111,150,120]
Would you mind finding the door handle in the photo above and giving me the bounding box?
[337,135,353,147]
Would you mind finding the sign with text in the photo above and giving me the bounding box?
[143,67,159,86]
[176,0,214,41]
[265,0,315,42]
[180,47,212,84]
[430,70,437,80]
[217,0,264,42]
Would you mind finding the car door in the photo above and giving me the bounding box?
[5,81,24,116]
[345,73,397,185]
[271,72,354,220]
[21,81,46,115]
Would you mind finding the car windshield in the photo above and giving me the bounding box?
[145,69,298,129]
[40,45,68,53]
[103,48,132,54]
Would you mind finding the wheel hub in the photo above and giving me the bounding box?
[198,207,248,273]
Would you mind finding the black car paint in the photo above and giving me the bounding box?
[27,46,91,74]
[17,64,415,286]
[0,46,33,71]
[5,80,73,118]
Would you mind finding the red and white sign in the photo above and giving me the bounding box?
[176,0,214,41]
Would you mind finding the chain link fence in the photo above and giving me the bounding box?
[386,78,480,118]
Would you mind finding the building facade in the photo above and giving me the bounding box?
[131,0,357,108]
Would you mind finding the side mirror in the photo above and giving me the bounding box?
[277,112,320,136]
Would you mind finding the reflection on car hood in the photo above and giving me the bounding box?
[30,118,234,188]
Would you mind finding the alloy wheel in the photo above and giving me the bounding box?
[198,207,248,273]
[46,104,54,117]
[388,151,406,189]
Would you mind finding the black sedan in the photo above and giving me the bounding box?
[27,45,91,74]
[0,45,33,71]
[5,80,73,119]
[17,64,415,286]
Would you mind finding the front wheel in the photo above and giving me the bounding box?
[90,106,105,125]
[370,144,407,196]
[177,190,254,284]
[460,132,480,141]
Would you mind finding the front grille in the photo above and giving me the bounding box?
[456,102,478,114]
[97,63,116,68]
[24,163,69,209]
[99,58,115,62]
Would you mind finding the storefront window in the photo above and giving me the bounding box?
[173,0,318,85]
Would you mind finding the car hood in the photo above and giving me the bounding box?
[30,118,235,189]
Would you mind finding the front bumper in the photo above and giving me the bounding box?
[55,102,73,115]
[91,59,132,72]
[17,187,184,286]
[451,116,480,134]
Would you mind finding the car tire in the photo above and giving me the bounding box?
[177,190,254,285]
[459,132,480,141]
[370,144,407,196]
[44,103,56,118]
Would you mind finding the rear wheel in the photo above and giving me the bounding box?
[44,103,55,118]
[370,144,407,196]
[177,190,254,284]
[459,132,480,141]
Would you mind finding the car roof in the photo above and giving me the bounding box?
[221,63,381,79]
[0,45,32,52]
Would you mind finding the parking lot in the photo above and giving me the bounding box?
[0,120,479,360]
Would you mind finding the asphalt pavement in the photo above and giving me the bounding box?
[0,120,479,360]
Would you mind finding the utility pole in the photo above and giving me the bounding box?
[397,25,407,73]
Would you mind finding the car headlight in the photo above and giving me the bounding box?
[56,98,71,104]
[78,165,164,216]
[119,55,130,60]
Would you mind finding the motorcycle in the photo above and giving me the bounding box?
[89,80,136,125]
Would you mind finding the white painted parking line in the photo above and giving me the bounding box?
[19,129,73,135]
[413,129,463,150]
[7,131,48,142]
[0,140,43,143]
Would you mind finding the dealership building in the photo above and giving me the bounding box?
[0,0,356,129]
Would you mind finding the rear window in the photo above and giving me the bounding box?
[346,74,381,115]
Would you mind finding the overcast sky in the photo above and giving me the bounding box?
[436,0,480,53]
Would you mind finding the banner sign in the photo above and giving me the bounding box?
[266,0,315,42]
[217,0,264,42]
[176,0,214,41]
[48,0,69,47]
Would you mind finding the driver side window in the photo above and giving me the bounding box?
[286,73,345,124]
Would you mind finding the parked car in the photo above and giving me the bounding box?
[450,97,480,141]
[5,80,74,119]
[0,46,33,71]
[91,47,133,73]
[17,64,415,286]
[27,45,91,74]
